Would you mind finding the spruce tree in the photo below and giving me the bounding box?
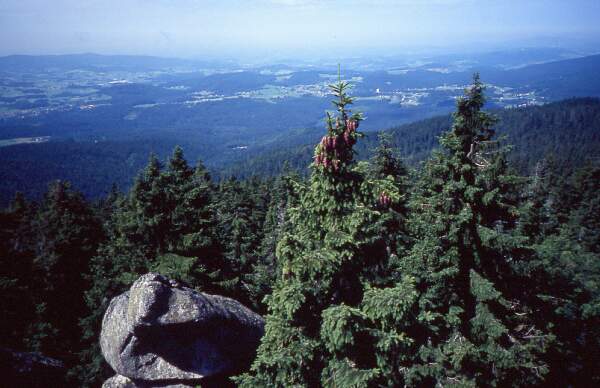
[27,181,102,375]
[399,74,549,386]
[369,132,411,273]
[213,176,271,304]
[525,228,600,386]
[245,170,301,313]
[308,75,552,387]
[0,193,37,351]
[298,75,549,387]
[518,162,600,385]
[151,147,225,288]
[518,158,562,243]
[565,163,600,253]
[236,78,396,386]
[77,149,225,386]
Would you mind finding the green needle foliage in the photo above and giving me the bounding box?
[516,161,600,385]
[369,132,411,268]
[244,170,301,313]
[236,78,402,387]
[1,71,599,388]
[76,147,227,386]
[29,182,102,360]
[239,75,553,387]
[0,193,37,351]
[399,74,550,386]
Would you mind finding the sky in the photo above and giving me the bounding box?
[1,0,599,59]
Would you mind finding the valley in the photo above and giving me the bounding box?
[1,50,600,204]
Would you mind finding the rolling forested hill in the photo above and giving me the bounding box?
[1,97,599,205]
[224,97,600,177]
[3,52,600,206]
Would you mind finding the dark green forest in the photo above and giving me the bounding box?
[2,96,600,206]
[1,76,600,387]
[224,97,600,178]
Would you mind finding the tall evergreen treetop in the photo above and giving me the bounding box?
[401,74,549,386]
[0,192,37,351]
[77,149,226,386]
[29,181,102,366]
[237,78,393,387]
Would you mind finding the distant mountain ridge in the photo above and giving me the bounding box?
[0,46,589,71]
[0,53,224,72]
[487,54,600,99]
[2,51,600,204]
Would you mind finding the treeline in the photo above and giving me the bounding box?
[1,76,600,387]
[224,97,600,178]
[2,97,599,207]
[0,148,293,386]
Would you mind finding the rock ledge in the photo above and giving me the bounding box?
[100,273,264,387]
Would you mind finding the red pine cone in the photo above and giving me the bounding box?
[379,192,391,207]
[329,136,336,150]
[346,119,357,132]
[315,154,323,165]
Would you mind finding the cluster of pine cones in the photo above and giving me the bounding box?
[314,119,359,171]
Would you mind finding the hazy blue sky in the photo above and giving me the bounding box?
[1,0,599,58]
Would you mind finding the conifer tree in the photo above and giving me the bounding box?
[292,75,549,388]
[517,162,600,385]
[245,170,301,312]
[27,181,102,373]
[151,147,225,287]
[518,158,562,243]
[77,149,225,386]
[96,184,122,226]
[237,77,395,386]
[0,193,37,350]
[305,75,552,387]
[399,74,549,386]
[214,176,271,303]
[369,132,410,271]
[565,163,600,253]
[524,227,600,386]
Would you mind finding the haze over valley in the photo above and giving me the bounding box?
[2,47,600,203]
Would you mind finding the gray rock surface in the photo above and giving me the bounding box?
[102,374,138,388]
[102,374,194,388]
[100,273,264,385]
